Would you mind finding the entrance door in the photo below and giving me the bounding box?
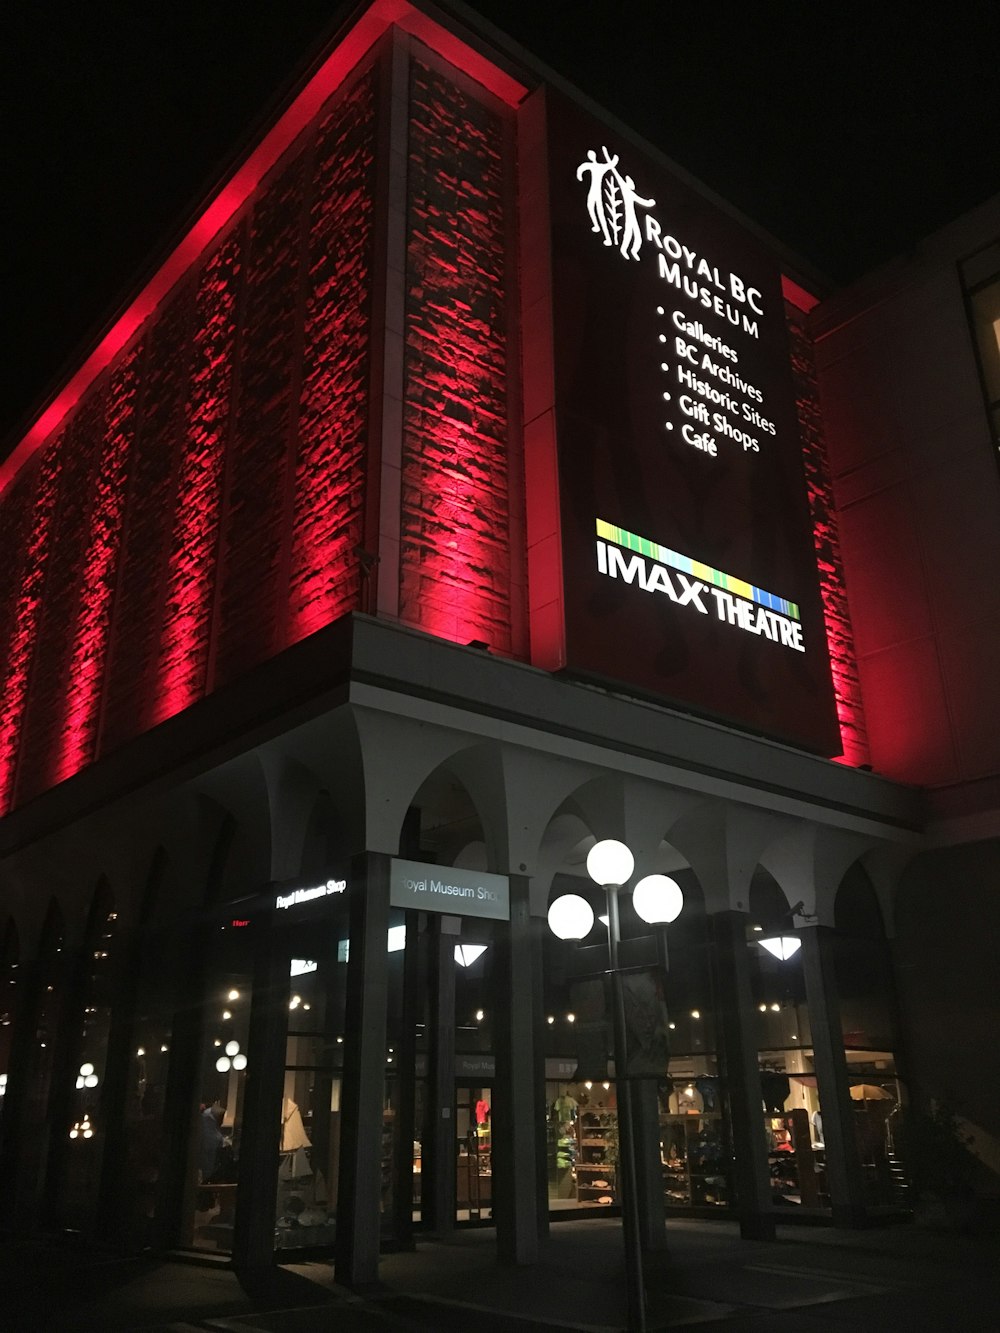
[455,1084,492,1222]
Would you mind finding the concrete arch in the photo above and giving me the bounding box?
[195,754,273,903]
[351,707,483,856]
[665,801,795,915]
[256,752,345,883]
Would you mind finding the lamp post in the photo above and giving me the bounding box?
[547,841,683,1333]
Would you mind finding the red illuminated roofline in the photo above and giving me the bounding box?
[0,0,527,498]
[781,275,820,314]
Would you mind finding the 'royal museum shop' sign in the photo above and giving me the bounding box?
[390,859,510,921]
[534,91,839,754]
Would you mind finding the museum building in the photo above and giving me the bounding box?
[0,0,998,1282]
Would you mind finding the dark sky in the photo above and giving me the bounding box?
[4,0,998,445]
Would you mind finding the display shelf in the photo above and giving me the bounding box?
[659,1112,730,1209]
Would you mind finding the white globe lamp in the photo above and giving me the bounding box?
[547,894,595,941]
[586,839,635,887]
[633,874,684,925]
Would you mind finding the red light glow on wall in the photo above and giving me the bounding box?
[0,460,59,811]
[288,72,376,644]
[784,295,869,766]
[0,1,525,503]
[57,351,140,782]
[399,60,513,652]
[152,238,240,727]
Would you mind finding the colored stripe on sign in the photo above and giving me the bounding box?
[595,518,800,620]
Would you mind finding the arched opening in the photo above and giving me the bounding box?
[397,763,492,1230]
[50,882,120,1231]
[833,863,906,1210]
[0,921,19,1141]
[745,866,828,1212]
[538,799,730,1217]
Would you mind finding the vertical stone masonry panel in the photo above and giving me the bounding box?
[785,300,869,767]
[14,388,108,804]
[400,60,513,652]
[152,234,242,727]
[101,286,195,754]
[212,155,308,687]
[0,55,379,809]
[57,348,142,781]
[0,460,58,814]
[289,69,377,643]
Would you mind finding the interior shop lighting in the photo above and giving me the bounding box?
[222,1010,232,1020]
[454,944,488,967]
[76,1062,98,1090]
[759,936,801,960]
[136,1046,146,1056]
[216,1041,246,1073]
[475,1009,485,1022]
[227,988,240,1000]
[290,958,318,976]
[337,924,408,964]
[566,1013,576,1023]
[0,1074,7,1095]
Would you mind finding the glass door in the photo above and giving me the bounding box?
[455,1084,492,1222]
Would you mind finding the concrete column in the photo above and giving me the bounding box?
[391,908,420,1250]
[157,930,205,1249]
[492,875,541,1264]
[800,925,867,1227]
[0,956,41,1227]
[232,916,290,1269]
[710,911,775,1240]
[95,933,143,1242]
[423,916,457,1234]
[335,852,391,1287]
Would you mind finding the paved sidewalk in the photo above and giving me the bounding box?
[1,1216,997,1331]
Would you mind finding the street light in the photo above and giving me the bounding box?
[547,840,684,1333]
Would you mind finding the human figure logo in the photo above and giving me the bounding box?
[576,147,655,261]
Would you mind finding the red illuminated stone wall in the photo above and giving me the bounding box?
[399,60,514,652]
[785,300,869,767]
[0,65,377,814]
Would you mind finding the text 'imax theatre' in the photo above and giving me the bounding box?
[1,0,998,1280]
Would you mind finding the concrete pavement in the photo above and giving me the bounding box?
[1,1215,997,1331]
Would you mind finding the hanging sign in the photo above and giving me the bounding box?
[390,858,510,921]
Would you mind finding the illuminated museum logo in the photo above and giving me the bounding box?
[576,146,764,336]
[577,147,655,260]
[595,519,805,653]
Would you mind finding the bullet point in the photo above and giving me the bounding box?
[665,422,673,430]
[656,305,664,315]
[658,334,667,343]
[663,392,671,401]
[660,363,669,371]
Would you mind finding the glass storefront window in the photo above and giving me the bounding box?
[833,867,907,1209]
[185,931,253,1253]
[54,895,118,1231]
[757,1048,829,1209]
[960,242,1000,457]
[0,929,18,1143]
[660,1055,730,1209]
[276,946,343,1251]
[546,1078,619,1211]
[122,958,173,1251]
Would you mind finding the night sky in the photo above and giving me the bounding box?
[4,0,998,445]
